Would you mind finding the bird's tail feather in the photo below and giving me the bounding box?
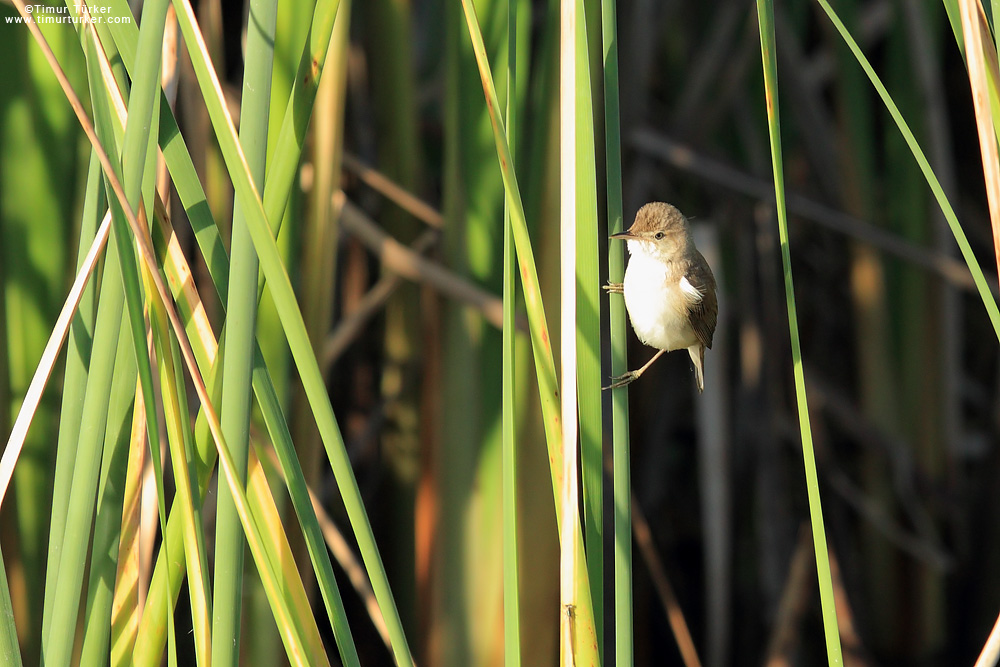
[688,345,705,393]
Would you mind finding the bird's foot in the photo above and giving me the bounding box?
[603,282,624,294]
[603,371,638,390]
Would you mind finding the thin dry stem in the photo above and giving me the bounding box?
[342,153,442,229]
[323,229,437,368]
[631,493,702,667]
[339,197,517,330]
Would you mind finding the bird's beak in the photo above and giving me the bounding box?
[609,231,636,240]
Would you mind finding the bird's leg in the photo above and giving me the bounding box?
[603,348,667,390]
[603,281,624,294]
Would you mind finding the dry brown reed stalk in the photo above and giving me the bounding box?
[339,198,514,330]
[631,493,703,667]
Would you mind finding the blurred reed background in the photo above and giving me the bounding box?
[1,0,999,665]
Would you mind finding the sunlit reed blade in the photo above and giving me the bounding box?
[814,0,1000,338]
[975,612,1000,667]
[164,0,413,658]
[458,1,600,663]
[559,1,580,664]
[9,5,318,662]
[0,211,111,509]
[957,0,1000,284]
[255,443,392,651]
[77,10,363,658]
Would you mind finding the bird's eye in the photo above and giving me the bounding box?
[654,232,665,240]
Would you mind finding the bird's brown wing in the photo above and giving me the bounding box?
[684,253,718,349]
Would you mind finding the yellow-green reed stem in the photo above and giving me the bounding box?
[572,0,604,647]
[43,149,103,643]
[502,0,521,663]
[44,0,169,652]
[79,336,139,666]
[601,0,631,662]
[756,1,844,663]
[459,1,600,662]
[145,264,214,663]
[167,0,413,660]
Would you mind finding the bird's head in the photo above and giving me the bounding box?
[610,202,691,262]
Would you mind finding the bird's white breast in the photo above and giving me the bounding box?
[622,244,700,352]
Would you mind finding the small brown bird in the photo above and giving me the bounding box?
[605,202,718,391]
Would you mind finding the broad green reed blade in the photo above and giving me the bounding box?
[600,0,632,662]
[573,0,604,646]
[85,0,380,657]
[249,349,359,664]
[255,0,311,410]
[160,1,414,661]
[459,1,600,664]
[84,13,184,665]
[78,330,138,666]
[459,0,560,464]
[814,0,1000,338]
[86,0,185,658]
[42,290,127,667]
[756,1,844,663]
[24,6,340,662]
[43,149,103,646]
[77,19,180,655]
[212,0,279,660]
[72,33,361,667]
[259,0,343,231]
[439,0,509,659]
[42,9,160,656]
[73,19,177,657]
